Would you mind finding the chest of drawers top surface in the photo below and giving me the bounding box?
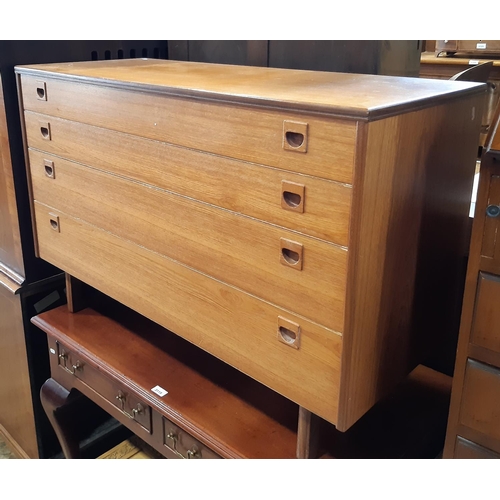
[15,58,483,119]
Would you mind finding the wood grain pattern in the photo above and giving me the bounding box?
[33,203,342,424]
[16,59,483,119]
[24,112,352,244]
[0,279,38,458]
[30,152,347,331]
[20,75,357,184]
[0,75,24,282]
[338,94,483,430]
[34,304,299,459]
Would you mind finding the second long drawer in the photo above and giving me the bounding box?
[30,151,347,332]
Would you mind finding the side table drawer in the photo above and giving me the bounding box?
[55,341,152,433]
[459,359,500,442]
[163,417,221,459]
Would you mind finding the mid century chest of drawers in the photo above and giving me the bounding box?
[15,59,484,435]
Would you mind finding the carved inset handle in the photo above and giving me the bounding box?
[36,80,47,101]
[44,159,55,179]
[49,213,60,232]
[280,238,303,270]
[40,121,51,140]
[283,120,308,153]
[277,316,301,349]
[281,180,305,213]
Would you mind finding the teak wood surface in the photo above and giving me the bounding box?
[16,59,485,432]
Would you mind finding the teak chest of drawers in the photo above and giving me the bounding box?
[16,59,484,434]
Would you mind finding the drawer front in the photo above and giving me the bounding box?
[471,273,500,353]
[30,152,347,332]
[25,112,352,245]
[20,75,357,184]
[481,174,500,270]
[163,417,221,459]
[459,359,500,442]
[56,341,152,433]
[34,203,342,425]
[454,436,500,459]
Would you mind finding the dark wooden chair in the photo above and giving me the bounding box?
[450,61,494,82]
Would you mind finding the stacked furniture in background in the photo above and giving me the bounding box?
[444,104,500,458]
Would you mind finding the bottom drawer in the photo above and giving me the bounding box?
[55,341,152,434]
[459,359,500,443]
[454,436,500,459]
[163,417,221,459]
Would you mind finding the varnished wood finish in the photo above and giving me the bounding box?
[39,379,81,459]
[33,303,299,459]
[25,115,352,244]
[30,154,348,331]
[443,107,500,458]
[33,203,342,423]
[65,273,86,313]
[17,60,484,432]
[0,75,24,282]
[0,276,38,458]
[17,59,481,119]
[20,73,357,184]
[338,95,482,430]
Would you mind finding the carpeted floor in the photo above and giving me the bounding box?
[0,435,16,459]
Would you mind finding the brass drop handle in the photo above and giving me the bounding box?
[69,360,83,375]
[132,403,144,417]
[186,447,200,459]
[115,391,126,410]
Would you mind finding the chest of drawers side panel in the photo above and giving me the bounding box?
[338,94,483,431]
[19,75,356,184]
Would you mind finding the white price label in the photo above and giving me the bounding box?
[151,385,168,397]
[476,43,487,49]
[469,60,480,65]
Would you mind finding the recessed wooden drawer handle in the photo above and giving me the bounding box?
[40,121,51,140]
[44,159,55,179]
[283,120,308,153]
[49,213,60,232]
[277,316,301,349]
[36,80,47,101]
[281,180,305,212]
[280,238,303,270]
[486,204,500,217]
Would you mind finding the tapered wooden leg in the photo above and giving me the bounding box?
[40,378,82,459]
[65,273,87,313]
[296,407,320,459]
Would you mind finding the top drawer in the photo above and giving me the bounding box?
[19,75,357,184]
